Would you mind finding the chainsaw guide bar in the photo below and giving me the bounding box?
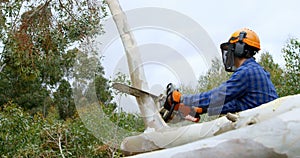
[112,83,160,101]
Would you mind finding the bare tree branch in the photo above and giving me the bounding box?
[58,0,76,20]
[27,0,52,19]
[0,63,6,72]
[58,134,65,158]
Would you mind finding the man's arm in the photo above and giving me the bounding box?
[182,69,249,114]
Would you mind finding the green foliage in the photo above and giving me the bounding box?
[0,0,107,114]
[112,72,132,86]
[0,102,116,157]
[258,52,285,96]
[94,70,144,132]
[54,79,76,120]
[72,49,144,133]
[0,102,43,157]
[100,103,144,133]
[93,59,114,105]
[258,38,300,97]
[282,37,300,95]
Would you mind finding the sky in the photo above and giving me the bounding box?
[101,0,300,79]
[117,0,299,62]
[98,0,300,112]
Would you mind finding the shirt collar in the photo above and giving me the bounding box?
[241,57,255,66]
[235,57,255,71]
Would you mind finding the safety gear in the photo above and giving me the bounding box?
[229,28,260,50]
[220,28,261,72]
[220,42,236,72]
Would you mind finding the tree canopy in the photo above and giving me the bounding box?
[0,0,107,117]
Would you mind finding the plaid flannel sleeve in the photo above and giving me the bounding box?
[182,69,248,110]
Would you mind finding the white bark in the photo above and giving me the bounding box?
[106,0,168,129]
[123,94,300,157]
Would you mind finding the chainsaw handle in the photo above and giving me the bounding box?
[166,83,174,96]
[162,103,175,122]
[161,83,183,122]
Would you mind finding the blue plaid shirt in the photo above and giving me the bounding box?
[183,58,278,115]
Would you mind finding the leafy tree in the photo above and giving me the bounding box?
[0,102,114,157]
[0,0,107,113]
[282,37,300,96]
[54,79,76,120]
[258,52,284,96]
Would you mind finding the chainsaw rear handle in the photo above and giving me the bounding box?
[166,83,174,96]
[162,83,179,122]
[162,102,176,122]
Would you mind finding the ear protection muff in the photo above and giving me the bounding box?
[234,31,247,57]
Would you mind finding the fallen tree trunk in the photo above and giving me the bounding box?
[121,116,233,154]
[123,94,300,157]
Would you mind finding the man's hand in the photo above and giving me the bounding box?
[162,83,183,122]
[178,104,203,122]
[162,83,205,123]
[166,90,182,111]
[164,83,182,111]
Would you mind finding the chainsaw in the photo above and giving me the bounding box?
[112,82,201,123]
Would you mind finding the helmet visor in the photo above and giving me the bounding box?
[220,42,235,72]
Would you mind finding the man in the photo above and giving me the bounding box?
[167,28,278,122]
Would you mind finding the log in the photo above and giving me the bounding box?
[122,94,300,157]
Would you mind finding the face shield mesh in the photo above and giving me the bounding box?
[220,42,236,72]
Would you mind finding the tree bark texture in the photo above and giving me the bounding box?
[106,0,168,130]
[124,94,300,157]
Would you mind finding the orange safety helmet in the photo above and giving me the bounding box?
[220,28,261,72]
[229,28,261,51]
